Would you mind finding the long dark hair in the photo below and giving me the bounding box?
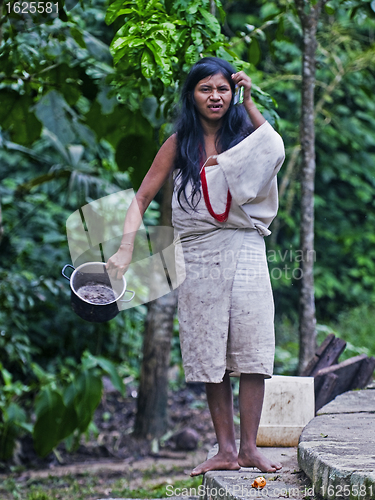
[174,57,254,211]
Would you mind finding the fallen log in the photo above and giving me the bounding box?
[314,354,371,411]
[301,334,375,412]
[301,333,346,377]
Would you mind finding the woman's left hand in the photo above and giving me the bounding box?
[231,71,253,104]
[232,71,265,129]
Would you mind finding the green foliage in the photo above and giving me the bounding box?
[274,314,299,375]
[28,492,49,500]
[103,0,281,194]
[33,386,80,457]
[317,304,375,360]
[0,348,126,459]
[0,2,114,146]
[0,137,146,457]
[105,0,277,120]
[0,364,31,460]
[274,304,375,375]
[1,0,375,462]
[0,0,149,459]
[106,0,229,94]
[0,91,42,145]
[232,1,375,323]
[111,475,203,498]
[32,351,124,457]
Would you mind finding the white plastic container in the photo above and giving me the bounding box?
[256,375,315,447]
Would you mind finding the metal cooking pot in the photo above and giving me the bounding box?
[61,262,135,323]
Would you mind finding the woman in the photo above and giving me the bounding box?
[106,57,284,476]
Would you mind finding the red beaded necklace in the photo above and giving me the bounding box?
[199,153,232,223]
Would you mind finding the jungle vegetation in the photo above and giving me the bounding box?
[1,0,375,460]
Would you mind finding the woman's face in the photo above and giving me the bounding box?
[193,72,232,125]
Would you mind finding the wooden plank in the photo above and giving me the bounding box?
[315,372,338,412]
[300,333,335,376]
[308,336,346,377]
[350,356,375,390]
[314,354,368,403]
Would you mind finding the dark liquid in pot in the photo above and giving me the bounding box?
[77,282,117,304]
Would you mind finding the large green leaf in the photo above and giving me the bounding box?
[111,36,142,52]
[73,121,97,150]
[73,371,103,433]
[0,422,18,460]
[198,7,221,36]
[248,38,261,65]
[141,49,155,79]
[33,91,96,149]
[33,388,78,457]
[105,0,133,24]
[93,356,125,396]
[34,91,76,146]
[83,30,112,63]
[41,63,82,106]
[0,90,42,146]
[64,367,103,434]
[79,352,125,396]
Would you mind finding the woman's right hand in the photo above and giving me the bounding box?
[104,134,177,281]
[105,245,133,280]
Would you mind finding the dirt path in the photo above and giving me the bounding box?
[12,449,207,484]
[0,385,316,499]
[0,446,317,500]
[0,449,208,500]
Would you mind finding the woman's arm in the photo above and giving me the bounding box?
[106,133,177,279]
[231,71,266,130]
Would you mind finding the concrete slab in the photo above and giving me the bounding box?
[200,442,313,499]
[298,388,375,499]
[317,388,375,415]
[202,471,311,500]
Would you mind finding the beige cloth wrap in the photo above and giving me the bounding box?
[172,121,285,383]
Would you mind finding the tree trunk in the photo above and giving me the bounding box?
[0,0,6,46]
[295,0,326,374]
[210,0,215,16]
[133,175,178,439]
[0,200,3,247]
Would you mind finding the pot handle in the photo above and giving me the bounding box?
[120,289,135,303]
[62,264,75,281]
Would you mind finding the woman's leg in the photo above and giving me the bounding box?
[237,373,282,472]
[190,370,240,476]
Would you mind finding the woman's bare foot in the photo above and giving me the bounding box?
[238,447,282,473]
[190,451,240,477]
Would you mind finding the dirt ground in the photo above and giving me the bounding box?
[0,379,316,499]
[8,378,218,471]
[0,380,221,498]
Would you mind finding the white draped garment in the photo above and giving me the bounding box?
[172,121,285,383]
